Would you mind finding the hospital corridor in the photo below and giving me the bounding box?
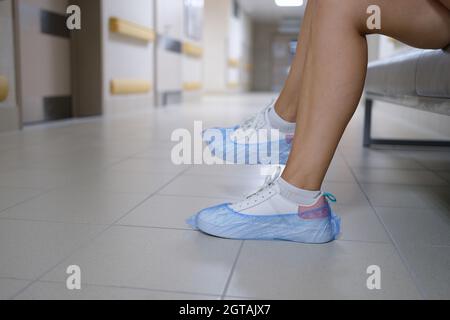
[0,0,450,302]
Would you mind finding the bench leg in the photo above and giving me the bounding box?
[362,97,450,148]
[363,98,373,147]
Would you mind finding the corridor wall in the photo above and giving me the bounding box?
[101,0,155,114]
[0,0,20,132]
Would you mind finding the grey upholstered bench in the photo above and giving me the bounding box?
[363,47,450,147]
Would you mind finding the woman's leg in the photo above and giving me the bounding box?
[274,0,314,122]
[439,0,450,10]
[190,0,449,243]
[282,0,450,191]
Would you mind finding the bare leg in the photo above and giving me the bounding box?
[274,0,314,122]
[439,0,450,9]
[282,0,450,191]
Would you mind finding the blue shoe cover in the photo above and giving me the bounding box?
[203,126,292,165]
[187,202,341,244]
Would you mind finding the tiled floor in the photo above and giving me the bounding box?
[0,93,449,300]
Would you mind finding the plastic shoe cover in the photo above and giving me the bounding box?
[203,126,292,165]
[187,194,341,244]
[202,103,293,165]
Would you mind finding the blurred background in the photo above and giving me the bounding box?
[1,0,448,136]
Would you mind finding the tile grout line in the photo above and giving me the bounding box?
[109,167,193,226]
[220,241,245,300]
[10,167,192,300]
[345,159,427,300]
[0,187,58,216]
[0,149,141,218]
[15,279,222,300]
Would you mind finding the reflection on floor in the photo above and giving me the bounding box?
[0,93,449,300]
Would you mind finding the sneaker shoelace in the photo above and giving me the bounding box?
[230,101,274,141]
[231,166,281,210]
[243,166,282,203]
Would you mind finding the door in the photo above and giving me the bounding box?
[16,0,72,124]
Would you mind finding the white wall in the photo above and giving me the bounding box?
[203,0,252,93]
[203,0,229,93]
[155,0,205,103]
[240,12,253,91]
[0,0,20,132]
[182,1,205,101]
[155,0,183,101]
[227,6,252,91]
[101,0,155,113]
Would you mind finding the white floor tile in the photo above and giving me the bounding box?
[0,187,46,212]
[185,165,276,179]
[361,183,450,210]
[68,171,177,194]
[1,188,149,225]
[227,240,421,300]
[43,226,242,295]
[410,151,450,171]
[0,278,30,300]
[394,245,450,300]
[377,207,450,299]
[15,281,219,300]
[110,158,189,175]
[324,165,356,183]
[0,169,69,189]
[376,207,450,248]
[435,171,450,183]
[322,182,370,206]
[352,168,447,186]
[118,195,230,229]
[0,220,103,279]
[333,205,390,243]
[159,175,265,199]
[343,150,424,170]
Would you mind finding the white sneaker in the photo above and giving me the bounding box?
[203,102,294,165]
[187,169,341,244]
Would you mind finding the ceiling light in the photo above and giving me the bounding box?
[275,0,304,7]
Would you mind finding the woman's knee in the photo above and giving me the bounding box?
[313,0,369,32]
[409,2,450,49]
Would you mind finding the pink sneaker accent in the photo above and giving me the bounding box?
[298,196,331,220]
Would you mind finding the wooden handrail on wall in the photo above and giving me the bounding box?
[109,17,156,42]
[183,82,202,91]
[0,76,9,102]
[110,79,152,95]
[227,82,240,89]
[228,59,240,68]
[183,43,203,58]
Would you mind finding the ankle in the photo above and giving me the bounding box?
[281,173,323,193]
[274,102,297,123]
[277,177,321,206]
[267,103,296,134]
